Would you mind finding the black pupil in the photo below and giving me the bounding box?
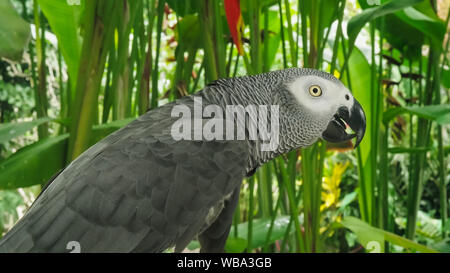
[313,88,318,93]
[345,94,350,100]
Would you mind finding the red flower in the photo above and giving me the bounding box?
[224,0,244,55]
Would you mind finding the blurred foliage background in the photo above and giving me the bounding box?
[0,0,449,253]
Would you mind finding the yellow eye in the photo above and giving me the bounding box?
[309,85,322,97]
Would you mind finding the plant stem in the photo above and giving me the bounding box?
[247,176,255,252]
[67,0,117,161]
[33,1,48,139]
[199,0,219,82]
[150,0,165,108]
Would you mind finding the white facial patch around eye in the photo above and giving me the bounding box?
[287,75,345,116]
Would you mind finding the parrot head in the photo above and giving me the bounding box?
[285,69,366,148]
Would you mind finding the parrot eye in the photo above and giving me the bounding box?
[309,85,322,97]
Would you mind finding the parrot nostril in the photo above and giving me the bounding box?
[345,94,350,100]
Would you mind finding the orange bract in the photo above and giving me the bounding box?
[224,0,245,55]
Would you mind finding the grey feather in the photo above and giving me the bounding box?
[0,94,248,253]
[0,68,348,253]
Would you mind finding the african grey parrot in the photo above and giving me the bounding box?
[0,68,365,253]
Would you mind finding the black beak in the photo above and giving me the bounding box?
[322,99,366,148]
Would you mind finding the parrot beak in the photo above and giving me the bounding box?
[322,99,366,148]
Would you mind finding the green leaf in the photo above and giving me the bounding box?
[347,0,422,52]
[413,106,445,120]
[337,42,374,222]
[337,192,358,213]
[383,105,450,125]
[0,0,31,61]
[0,134,68,189]
[227,216,292,251]
[0,119,134,190]
[380,14,423,59]
[394,7,445,48]
[185,236,250,252]
[225,237,248,253]
[37,0,83,91]
[339,43,372,162]
[432,238,450,253]
[340,216,438,253]
[406,106,450,125]
[383,107,406,124]
[186,240,200,251]
[320,0,340,31]
[166,0,199,16]
[262,10,281,70]
[341,217,385,252]
[90,118,135,144]
[176,15,202,50]
[441,68,450,89]
[0,189,25,235]
[0,118,52,145]
[412,0,440,18]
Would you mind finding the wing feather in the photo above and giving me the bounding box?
[0,96,249,253]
